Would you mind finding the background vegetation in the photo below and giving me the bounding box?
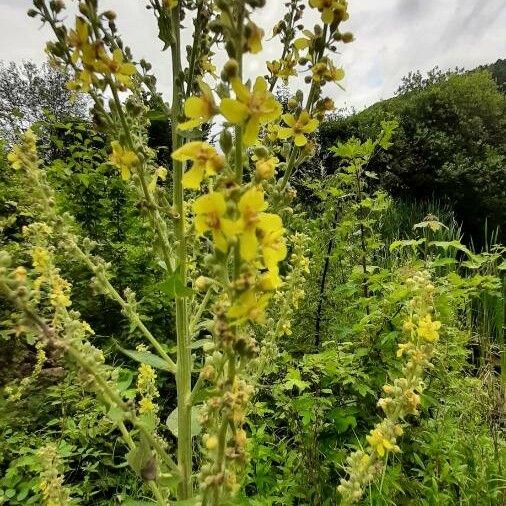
[1,55,505,505]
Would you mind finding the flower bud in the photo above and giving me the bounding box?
[103,9,116,20]
[222,58,239,81]
[195,276,212,292]
[219,129,233,154]
[341,32,354,43]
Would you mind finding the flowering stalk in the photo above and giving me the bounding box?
[338,270,442,503]
[20,0,355,503]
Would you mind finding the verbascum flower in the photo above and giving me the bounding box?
[234,188,284,263]
[258,214,287,272]
[139,397,156,414]
[227,289,270,324]
[67,17,91,64]
[417,314,441,342]
[245,22,264,54]
[171,141,225,189]
[278,111,319,147]
[109,141,139,180]
[255,155,279,180]
[220,77,282,146]
[7,129,37,170]
[103,49,137,89]
[179,79,217,130]
[193,192,238,252]
[311,61,345,83]
[309,0,348,25]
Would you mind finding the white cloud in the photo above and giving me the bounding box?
[1,0,505,112]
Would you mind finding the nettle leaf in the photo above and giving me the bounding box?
[166,406,202,438]
[282,369,310,392]
[389,238,425,252]
[119,348,173,372]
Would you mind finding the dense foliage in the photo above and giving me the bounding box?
[0,1,504,506]
[318,63,506,246]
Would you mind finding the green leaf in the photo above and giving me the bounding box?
[126,436,152,476]
[122,500,156,506]
[282,369,310,392]
[190,339,214,351]
[155,271,193,299]
[166,406,202,438]
[389,238,425,252]
[117,368,133,392]
[108,406,125,424]
[119,348,172,372]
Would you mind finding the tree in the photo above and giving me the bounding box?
[0,61,88,144]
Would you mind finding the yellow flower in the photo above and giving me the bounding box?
[179,79,216,131]
[267,60,282,77]
[260,269,283,291]
[245,22,264,54]
[67,68,95,92]
[278,111,319,147]
[258,214,287,272]
[220,77,282,146]
[193,192,238,252]
[50,276,71,308]
[255,156,278,180]
[102,49,137,89]
[294,30,317,52]
[417,314,441,342]
[200,56,218,78]
[32,247,50,274]
[172,141,225,189]
[311,61,345,83]
[67,17,91,64]
[266,123,281,142]
[309,0,348,24]
[366,427,395,457]
[139,397,156,414]
[227,289,270,324]
[7,146,24,170]
[235,188,266,261]
[110,141,139,180]
[7,129,37,169]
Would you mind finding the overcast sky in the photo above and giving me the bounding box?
[0,0,505,111]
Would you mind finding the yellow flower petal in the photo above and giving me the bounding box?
[193,192,226,215]
[182,164,205,189]
[282,113,296,127]
[172,141,203,161]
[220,98,249,124]
[231,77,251,102]
[240,229,258,261]
[184,96,206,118]
[294,134,307,147]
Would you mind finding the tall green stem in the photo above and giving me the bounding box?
[170,5,192,499]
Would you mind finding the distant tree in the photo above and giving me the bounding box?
[395,66,464,95]
[318,68,506,246]
[0,61,88,144]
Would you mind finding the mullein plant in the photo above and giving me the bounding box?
[338,270,443,504]
[0,0,353,504]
